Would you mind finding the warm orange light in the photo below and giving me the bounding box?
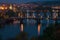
[1,7,4,10]
[5,7,7,9]
[9,4,13,10]
[20,24,24,32]
[0,6,4,10]
[38,24,41,33]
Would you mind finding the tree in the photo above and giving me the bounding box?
[55,23,60,40]
[6,10,17,17]
[15,32,28,40]
[42,24,56,40]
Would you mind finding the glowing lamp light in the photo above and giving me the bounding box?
[1,7,4,10]
[5,7,7,9]
[0,6,4,10]
[52,10,55,12]
[9,4,13,10]
[9,6,12,10]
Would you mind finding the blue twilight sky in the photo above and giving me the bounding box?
[0,0,59,4]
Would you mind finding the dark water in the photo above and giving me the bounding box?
[0,19,60,40]
[0,24,20,40]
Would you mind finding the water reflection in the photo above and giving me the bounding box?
[0,9,60,40]
[0,23,20,40]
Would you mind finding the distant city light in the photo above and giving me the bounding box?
[2,4,5,6]
[52,6,60,9]
[9,4,13,10]
[0,6,4,10]
[5,7,7,9]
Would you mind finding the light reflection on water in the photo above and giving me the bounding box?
[0,18,60,40]
[23,19,57,38]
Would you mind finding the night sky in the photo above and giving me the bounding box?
[0,0,59,4]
